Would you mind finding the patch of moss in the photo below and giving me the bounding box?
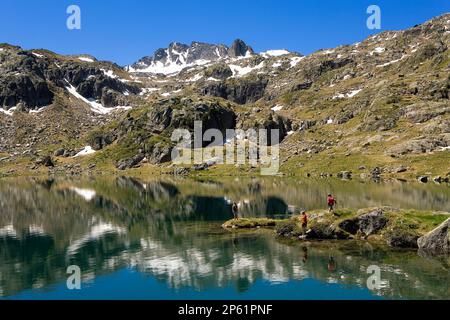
[222,218,281,229]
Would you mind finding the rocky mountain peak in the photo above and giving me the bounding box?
[126,39,255,75]
[228,39,254,57]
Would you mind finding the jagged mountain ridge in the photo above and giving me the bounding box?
[126,39,257,75]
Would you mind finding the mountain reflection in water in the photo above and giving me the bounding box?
[0,177,449,299]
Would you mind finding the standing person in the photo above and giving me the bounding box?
[232,202,239,220]
[299,211,308,233]
[327,194,337,213]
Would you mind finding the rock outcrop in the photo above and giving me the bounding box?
[418,218,450,253]
[339,209,389,237]
[200,76,268,104]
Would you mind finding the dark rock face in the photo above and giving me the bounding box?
[111,98,237,168]
[0,75,54,109]
[339,209,389,237]
[418,218,450,253]
[54,63,139,108]
[200,77,268,104]
[0,50,54,109]
[0,46,139,110]
[148,99,237,139]
[228,39,254,58]
[188,42,228,64]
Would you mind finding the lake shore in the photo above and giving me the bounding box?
[222,207,450,254]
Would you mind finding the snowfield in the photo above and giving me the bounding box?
[78,57,94,62]
[65,80,132,114]
[228,61,265,77]
[332,89,362,99]
[271,105,284,112]
[261,49,290,57]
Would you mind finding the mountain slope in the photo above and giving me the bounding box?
[0,13,449,179]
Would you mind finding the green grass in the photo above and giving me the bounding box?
[222,218,282,229]
[222,207,450,239]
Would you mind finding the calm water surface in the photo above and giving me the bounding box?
[0,177,449,300]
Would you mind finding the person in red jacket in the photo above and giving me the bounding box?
[327,194,336,212]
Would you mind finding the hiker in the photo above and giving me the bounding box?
[327,194,337,212]
[232,202,239,220]
[299,211,308,232]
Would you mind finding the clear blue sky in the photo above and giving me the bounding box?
[1,0,449,66]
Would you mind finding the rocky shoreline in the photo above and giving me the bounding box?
[222,207,450,254]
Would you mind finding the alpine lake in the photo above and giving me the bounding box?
[0,176,449,300]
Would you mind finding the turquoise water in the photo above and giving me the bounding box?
[0,177,449,300]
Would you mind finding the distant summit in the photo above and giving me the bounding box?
[126,39,256,75]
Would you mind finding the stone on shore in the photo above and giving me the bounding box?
[417,218,450,253]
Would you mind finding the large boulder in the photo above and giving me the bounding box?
[305,222,349,240]
[116,154,145,170]
[417,218,450,253]
[339,209,389,237]
[385,227,420,248]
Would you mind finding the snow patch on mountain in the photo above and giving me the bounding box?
[333,88,362,99]
[32,52,44,58]
[376,54,408,68]
[0,107,16,116]
[73,146,96,157]
[65,81,132,114]
[229,61,265,77]
[261,49,290,58]
[78,57,94,63]
[370,47,385,55]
